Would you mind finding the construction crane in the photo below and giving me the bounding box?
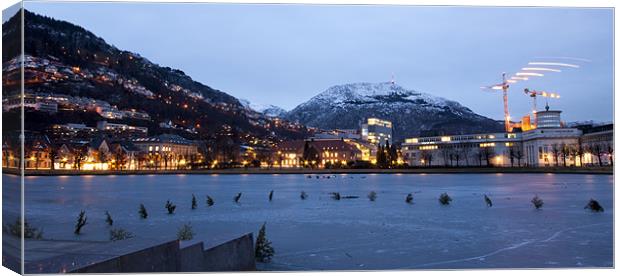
[523,88,560,122]
[481,73,511,132]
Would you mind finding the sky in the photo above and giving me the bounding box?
[21,1,614,122]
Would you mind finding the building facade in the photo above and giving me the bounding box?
[361,117,393,146]
[275,139,363,168]
[132,134,199,169]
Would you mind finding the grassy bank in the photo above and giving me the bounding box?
[2,166,613,176]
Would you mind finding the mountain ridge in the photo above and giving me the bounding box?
[285,82,504,141]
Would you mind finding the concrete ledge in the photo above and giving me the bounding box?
[202,233,255,272]
[16,233,256,273]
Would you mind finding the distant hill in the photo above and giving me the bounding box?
[2,9,307,141]
[285,82,503,141]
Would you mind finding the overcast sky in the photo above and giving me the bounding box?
[23,2,613,122]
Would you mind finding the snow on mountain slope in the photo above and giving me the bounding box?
[286,82,503,140]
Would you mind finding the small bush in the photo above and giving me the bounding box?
[255,223,275,263]
[234,193,242,203]
[405,193,413,204]
[300,191,308,200]
[109,228,134,241]
[484,195,493,207]
[368,191,377,201]
[74,210,87,235]
[105,211,114,226]
[191,194,197,210]
[331,192,341,200]
[206,195,214,207]
[269,190,274,201]
[5,218,43,239]
[177,223,194,241]
[584,199,604,212]
[165,200,176,214]
[139,204,148,219]
[531,195,544,210]
[439,193,452,205]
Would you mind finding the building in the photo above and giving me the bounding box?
[275,139,363,168]
[578,123,614,166]
[97,121,148,136]
[132,134,199,170]
[361,118,393,146]
[535,105,562,128]
[401,107,612,167]
[401,133,522,167]
[521,128,582,167]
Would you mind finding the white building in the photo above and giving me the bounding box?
[401,107,610,167]
[401,133,523,167]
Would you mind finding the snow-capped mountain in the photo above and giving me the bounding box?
[285,82,503,141]
[240,99,287,118]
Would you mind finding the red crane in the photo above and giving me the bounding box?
[481,73,511,132]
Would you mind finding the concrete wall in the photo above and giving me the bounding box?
[201,233,255,271]
[71,240,180,273]
[68,233,255,273]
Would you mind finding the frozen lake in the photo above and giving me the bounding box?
[6,173,614,270]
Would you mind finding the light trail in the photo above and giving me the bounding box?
[534,56,592,62]
[528,62,580,68]
[510,76,528,81]
[521,67,562,72]
[516,72,544,77]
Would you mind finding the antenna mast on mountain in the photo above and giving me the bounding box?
[390,73,395,85]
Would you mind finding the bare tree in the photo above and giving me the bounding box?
[551,144,562,167]
[575,140,585,167]
[459,146,471,167]
[481,147,494,167]
[440,147,450,167]
[508,146,515,167]
[513,146,524,167]
[452,150,461,167]
[605,143,613,166]
[560,143,570,167]
[420,150,433,167]
[590,143,604,166]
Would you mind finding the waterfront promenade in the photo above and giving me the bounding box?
[4,166,613,176]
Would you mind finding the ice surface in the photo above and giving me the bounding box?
[11,173,614,270]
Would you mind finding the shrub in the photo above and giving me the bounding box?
[368,191,377,201]
[105,211,114,226]
[439,193,452,205]
[405,193,413,204]
[331,192,341,200]
[191,194,197,210]
[234,193,242,203]
[531,195,544,209]
[206,195,214,207]
[269,190,274,202]
[165,200,176,214]
[139,204,148,219]
[484,195,493,207]
[74,210,87,235]
[584,199,604,212]
[109,228,134,241]
[5,218,43,239]
[255,223,275,263]
[300,191,308,200]
[177,223,194,241]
